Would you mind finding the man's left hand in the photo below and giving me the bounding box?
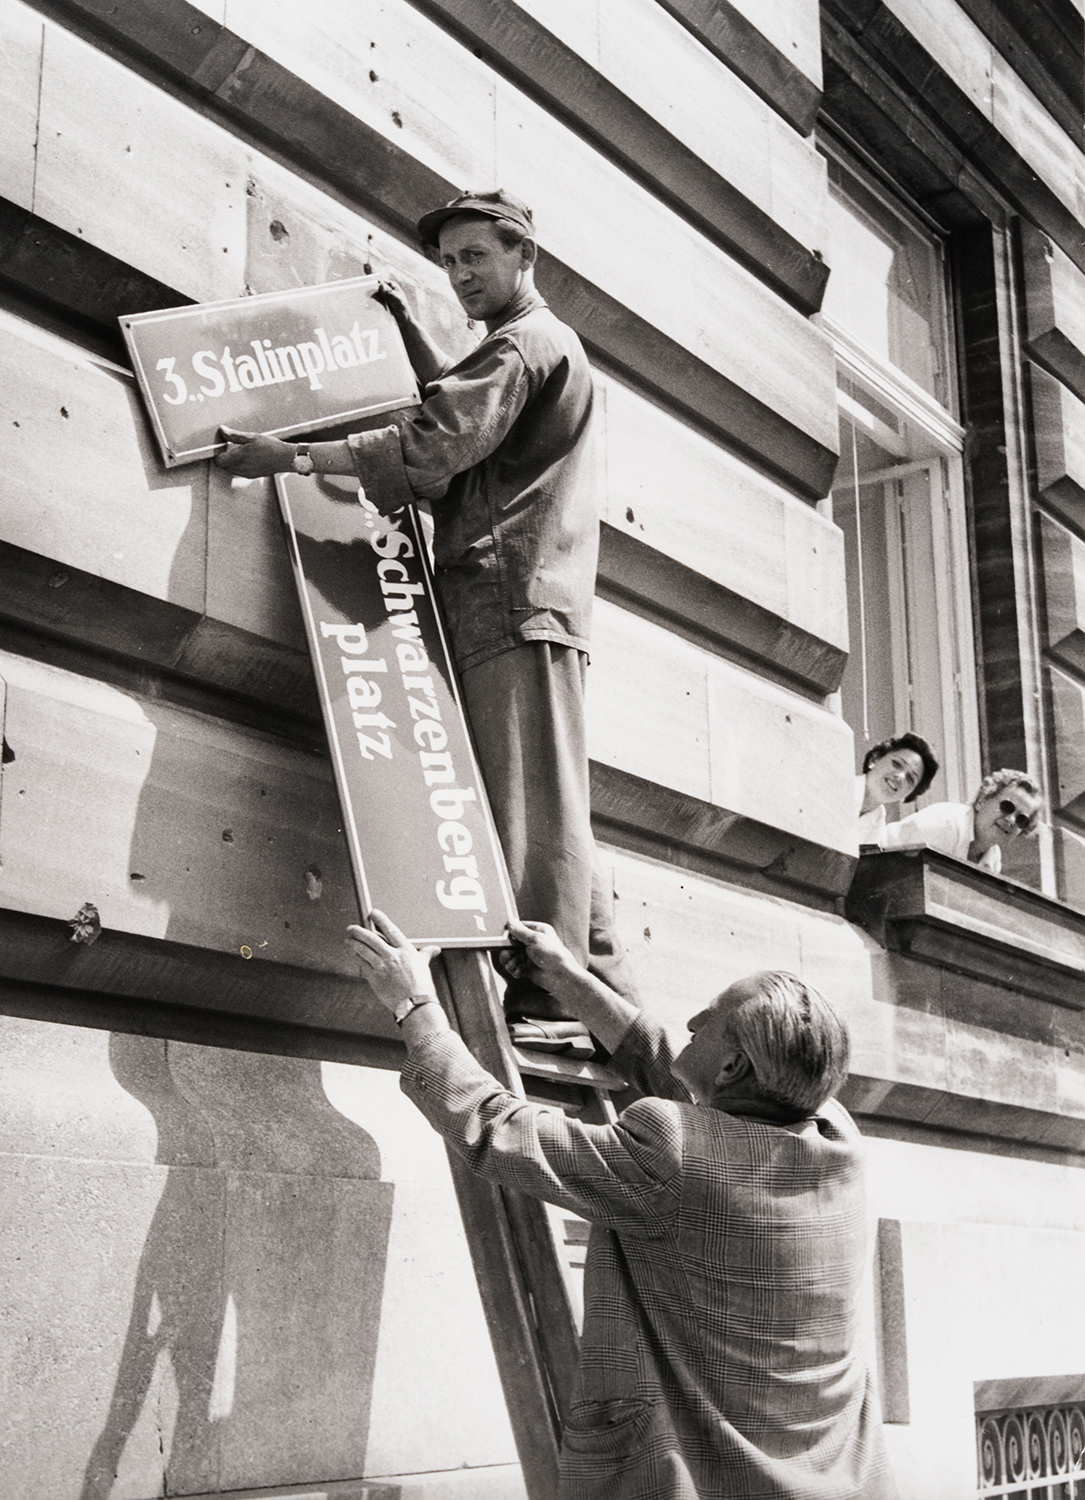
[213,426,296,477]
[346,909,441,1013]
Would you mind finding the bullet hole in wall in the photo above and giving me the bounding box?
[269,220,289,242]
[68,902,101,945]
[391,110,403,127]
[222,829,234,843]
[2,739,14,764]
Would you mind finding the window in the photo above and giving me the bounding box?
[821,150,982,807]
[824,155,951,407]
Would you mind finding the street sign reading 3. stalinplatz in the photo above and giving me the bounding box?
[120,277,418,467]
[275,471,518,947]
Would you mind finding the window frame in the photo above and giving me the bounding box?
[819,145,983,806]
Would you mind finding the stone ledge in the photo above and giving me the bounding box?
[975,1373,1085,1413]
[5,912,1082,1162]
[846,849,1085,1008]
[0,538,319,727]
[597,524,846,699]
[843,1073,1085,1156]
[0,907,402,1057]
[0,969,403,1067]
[591,761,856,910]
[949,0,1083,149]
[0,521,846,734]
[656,0,822,136]
[0,189,834,499]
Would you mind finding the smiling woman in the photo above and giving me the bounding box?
[856,731,939,846]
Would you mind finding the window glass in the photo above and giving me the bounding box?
[835,380,960,799]
[822,157,950,406]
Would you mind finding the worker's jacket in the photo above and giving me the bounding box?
[349,287,598,670]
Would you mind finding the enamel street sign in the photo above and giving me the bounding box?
[120,277,418,467]
[275,472,517,947]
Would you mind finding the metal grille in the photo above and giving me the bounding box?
[977,1403,1085,1497]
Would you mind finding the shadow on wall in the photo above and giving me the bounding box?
[80,1032,393,1499]
[79,324,394,1500]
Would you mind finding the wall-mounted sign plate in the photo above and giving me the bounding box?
[121,277,418,467]
[275,471,517,947]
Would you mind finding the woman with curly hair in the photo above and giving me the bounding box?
[856,732,939,846]
[883,768,1042,873]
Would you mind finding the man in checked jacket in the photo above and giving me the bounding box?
[348,911,897,1500]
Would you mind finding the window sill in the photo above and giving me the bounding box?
[845,848,1085,1009]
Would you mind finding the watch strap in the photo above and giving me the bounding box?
[393,995,438,1026]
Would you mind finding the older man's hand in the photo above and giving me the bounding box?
[346,909,441,1013]
[499,919,579,989]
[213,426,296,477]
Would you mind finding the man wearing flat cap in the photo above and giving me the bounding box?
[216,189,633,1044]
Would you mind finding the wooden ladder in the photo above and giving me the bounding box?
[434,949,628,1500]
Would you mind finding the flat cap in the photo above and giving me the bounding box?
[417,189,534,249]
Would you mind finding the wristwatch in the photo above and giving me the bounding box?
[393,995,437,1026]
[292,442,315,476]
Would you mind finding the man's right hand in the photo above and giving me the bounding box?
[374,279,413,326]
[503,919,641,1057]
[501,920,580,988]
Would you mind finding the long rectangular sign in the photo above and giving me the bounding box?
[275,471,517,947]
[120,277,418,467]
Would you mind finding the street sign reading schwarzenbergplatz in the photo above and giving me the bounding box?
[275,472,517,947]
[120,277,418,467]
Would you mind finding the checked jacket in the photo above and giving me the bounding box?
[401,1012,896,1500]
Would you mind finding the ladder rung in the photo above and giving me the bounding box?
[512,1046,628,1092]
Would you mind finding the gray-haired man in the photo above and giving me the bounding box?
[347,910,897,1500]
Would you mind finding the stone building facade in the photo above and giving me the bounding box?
[0,1,1081,1497]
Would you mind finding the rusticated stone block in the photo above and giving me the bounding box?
[1044,666,1085,828]
[1022,220,1085,404]
[1032,365,1085,530]
[1039,511,1085,673]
